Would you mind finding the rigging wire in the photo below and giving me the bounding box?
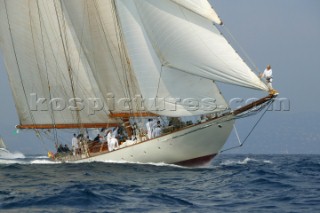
[219,99,275,153]
[34,0,59,146]
[55,0,83,132]
[219,24,260,74]
[3,1,54,151]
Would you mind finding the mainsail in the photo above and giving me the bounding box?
[0,0,268,129]
[0,1,115,128]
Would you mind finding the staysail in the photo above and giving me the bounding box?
[0,0,268,128]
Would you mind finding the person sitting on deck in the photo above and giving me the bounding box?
[57,144,64,153]
[93,134,101,142]
[63,144,71,153]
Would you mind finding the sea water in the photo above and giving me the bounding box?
[0,154,319,213]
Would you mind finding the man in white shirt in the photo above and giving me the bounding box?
[260,65,273,91]
[152,121,162,138]
[260,65,277,94]
[146,119,153,139]
[106,130,113,151]
[108,137,119,152]
[71,134,79,156]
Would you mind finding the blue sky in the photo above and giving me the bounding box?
[212,0,320,113]
[1,0,320,155]
[211,0,320,154]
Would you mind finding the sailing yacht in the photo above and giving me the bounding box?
[0,137,11,158]
[0,0,277,166]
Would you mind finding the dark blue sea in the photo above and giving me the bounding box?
[1,154,319,213]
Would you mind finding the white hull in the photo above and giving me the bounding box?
[64,115,235,166]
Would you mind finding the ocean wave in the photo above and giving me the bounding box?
[220,157,273,166]
[0,151,25,160]
[1,155,320,212]
[31,155,50,159]
[0,157,59,165]
[99,160,186,168]
[30,159,61,165]
[0,159,21,165]
[60,158,185,168]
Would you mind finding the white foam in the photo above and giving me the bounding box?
[30,159,61,164]
[66,159,185,168]
[0,154,59,165]
[0,159,21,164]
[220,157,255,166]
[221,157,273,166]
[0,151,25,159]
[263,160,273,164]
[32,156,49,159]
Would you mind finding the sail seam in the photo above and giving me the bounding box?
[34,1,59,144]
[54,1,83,130]
[3,1,37,127]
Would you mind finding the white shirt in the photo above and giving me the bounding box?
[153,126,162,138]
[108,137,119,151]
[263,69,273,78]
[107,132,112,144]
[72,136,78,149]
[146,121,152,132]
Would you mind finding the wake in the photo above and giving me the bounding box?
[0,151,25,160]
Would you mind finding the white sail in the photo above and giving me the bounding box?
[171,0,222,25]
[62,0,141,112]
[0,1,117,127]
[0,0,268,126]
[120,0,268,91]
[63,0,229,117]
[116,0,228,116]
[0,137,5,149]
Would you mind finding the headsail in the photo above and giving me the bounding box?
[118,0,268,91]
[171,0,222,25]
[116,0,229,117]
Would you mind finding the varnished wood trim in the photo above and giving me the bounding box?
[16,123,120,130]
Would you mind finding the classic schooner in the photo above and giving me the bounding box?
[0,0,277,166]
